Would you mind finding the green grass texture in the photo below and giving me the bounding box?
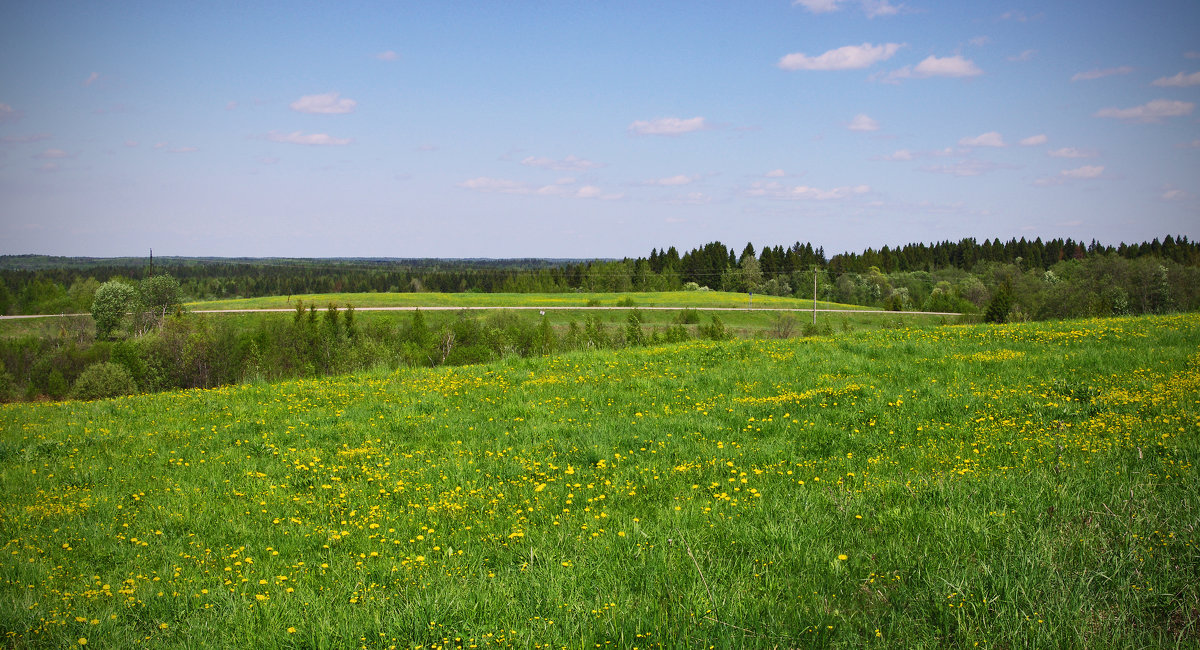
[1,314,1197,648]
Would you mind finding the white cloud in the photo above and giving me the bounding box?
[1162,188,1190,201]
[1094,99,1194,122]
[1019,134,1047,146]
[35,148,70,159]
[969,36,991,47]
[1071,66,1134,81]
[885,55,982,81]
[37,162,59,172]
[793,0,841,13]
[0,103,21,123]
[1048,147,1096,159]
[520,155,601,171]
[628,116,708,136]
[1062,165,1104,179]
[1034,165,1105,186]
[921,160,1002,177]
[374,50,399,61]
[646,174,695,186]
[958,131,1005,147]
[861,0,902,18]
[1008,49,1036,62]
[459,177,622,200]
[847,113,880,131]
[792,0,903,17]
[124,140,138,147]
[1151,71,1200,87]
[289,92,357,115]
[267,131,352,146]
[765,169,787,177]
[82,72,100,87]
[226,101,238,111]
[778,43,903,71]
[1179,139,1200,149]
[748,180,869,200]
[2,133,51,143]
[999,10,1027,21]
[1187,51,1200,60]
[879,149,913,161]
[459,177,526,193]
[167,146,198,153]
[913,55,983,77]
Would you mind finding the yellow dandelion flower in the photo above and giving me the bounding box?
[837,554,848,561]
[78,639,87,646]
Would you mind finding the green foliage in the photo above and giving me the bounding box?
[624,310,645,347]
[983,284,1013,323]
[71,361,136,400]
[699,315,731,341]
[675,308,701,324]
[91,281,136,339]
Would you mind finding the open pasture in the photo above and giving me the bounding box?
[183,290,864,312]
[1,314,1197,647]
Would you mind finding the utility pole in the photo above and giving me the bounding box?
[148,248,153,278]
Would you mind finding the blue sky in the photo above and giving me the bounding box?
[1,1,1197,258]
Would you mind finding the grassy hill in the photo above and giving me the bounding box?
[1,314,1197,647]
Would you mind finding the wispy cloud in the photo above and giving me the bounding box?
[883,55,982,81]
[628,116,708,136]
[847,113,880,131]
[920,159,1005,177]
[1019,134,1047,146]
[765,169,787,177]
[0,103,21,123]
[1161,187,1191,201]
[266,131,353,145]
[778,43,903,71]
[34,148,70,159]
[82,72,100,87]
[1034,165,1105,186]
[644,174,696,186]
[747,180,870,200]
[1094,99,1194,122]
[958,131,1005,147]
[1008,49,1037,62]
[1048,147,1097,159]
[1151,71,1200,87]
[289,92,357,115]
[520,155,602,171]
[2,133,51,144]
[374,50,399,61]
[792,0,903,17]
[877,149,913,161]
[458,176,622,199]
[1071,66,1133,81]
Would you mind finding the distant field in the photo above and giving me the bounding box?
[186,290,871,312]
[2,314,1197,647]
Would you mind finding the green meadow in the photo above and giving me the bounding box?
[1,314,1197,648]
[184,291,868,312]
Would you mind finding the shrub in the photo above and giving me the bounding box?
[72,362,136,400]
[91,281,136,339]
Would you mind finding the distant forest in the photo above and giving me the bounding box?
[2,235,1198,320]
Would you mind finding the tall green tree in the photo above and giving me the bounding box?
[91,281,136,339]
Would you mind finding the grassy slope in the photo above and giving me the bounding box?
[1,315,1197,648]
[185,291,870,311]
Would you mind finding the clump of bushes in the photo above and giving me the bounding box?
[72,362,136,400]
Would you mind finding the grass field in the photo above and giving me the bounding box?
[2,314,1197,647]
[184,291,869,312]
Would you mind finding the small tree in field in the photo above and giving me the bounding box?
[91,281,137,339]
